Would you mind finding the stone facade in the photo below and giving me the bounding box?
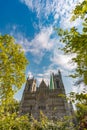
[20,70,73,120]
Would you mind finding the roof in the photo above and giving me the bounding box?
[39,80,47,89]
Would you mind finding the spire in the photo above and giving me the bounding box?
[49,73,54,89]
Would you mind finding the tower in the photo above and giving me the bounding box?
[49,70,65,93]
[20,77,37,115]
[25,77,36,92]
[53,70,64,90]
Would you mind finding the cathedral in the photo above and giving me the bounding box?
[20,70,73,120]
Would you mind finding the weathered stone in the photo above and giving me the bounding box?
[20,70,73,120]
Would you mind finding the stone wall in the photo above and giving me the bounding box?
[20,72,73,120]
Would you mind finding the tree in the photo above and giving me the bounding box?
[69,92,87,130]
[0,35,28,103]
[57,0,87,86]
[0,111,31,130]
[0,35,30,130]
[2,98,20,114]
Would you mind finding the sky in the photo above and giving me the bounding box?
[0,0,84,100]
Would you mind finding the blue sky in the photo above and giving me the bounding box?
[0,0,83,100]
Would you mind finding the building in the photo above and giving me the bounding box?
[20,70,73,120]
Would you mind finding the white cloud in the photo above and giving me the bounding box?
[36,71,51,85]
[28,71,33,79]
[20,0,33,9]
[20,0,83,28]
[30,26,54,52]
[72,83,87,93]
[18,26,53,51]
[50,48,77,71]
[13,26,55,64]
[60,15,83,29]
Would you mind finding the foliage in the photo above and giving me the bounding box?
[56,0,87,86]
[0,98,20,114]
[0,35,29,130]
[57,25,87,85]
[71,0,87,20]
[0,97,31,130]
[69,92,87,130]
[0,105,76,130]
[0,35,28,102]
[30,112,75,130]
[0,112,30,130]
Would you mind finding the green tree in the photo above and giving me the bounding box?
[2,98,20,114]
[0,35,30,130]
[0,112,31,130]
[0,35,28,103]
[69,92,87,130]
[57,0,87,86]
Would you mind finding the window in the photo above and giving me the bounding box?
[56,80,60,88]
[38,106,46,110]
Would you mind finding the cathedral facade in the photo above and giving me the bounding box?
[20,70,73,120]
